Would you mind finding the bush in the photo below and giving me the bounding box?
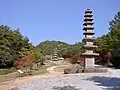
[111,56,120,69]
[15,54,35,69]
[69,56,84,65]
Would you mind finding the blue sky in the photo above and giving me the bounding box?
[0,0,120,45]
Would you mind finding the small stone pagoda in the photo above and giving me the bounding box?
[82,9,99,72]
[52,49,59,61]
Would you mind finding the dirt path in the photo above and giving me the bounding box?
[46,66,63,75]
[0,66,62,90]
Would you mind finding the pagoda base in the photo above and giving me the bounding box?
[64,67,107,74]
[84,68,94,72]
[83,67,107,73]
[64,57,107,74]
[84,57,95,72]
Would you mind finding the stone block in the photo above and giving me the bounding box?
[85,58,95,70]
[84,68,94,73]
[64,68,78,74]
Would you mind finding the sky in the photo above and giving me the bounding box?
[0,0,120,45]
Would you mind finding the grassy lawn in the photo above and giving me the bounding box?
[0,65,50,83]
[0,60,68,83]
[0,72,18,83]
[0,68,18,83]
[0,68,16,75]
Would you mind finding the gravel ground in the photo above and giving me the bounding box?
[9,66,120,90]
[10,72,120,90]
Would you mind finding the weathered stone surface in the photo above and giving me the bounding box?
[76,68,84,73]
[64,67,84,74]
[64,67,107,74]
[64,68,77,74]
[84,68,94,73]
[95,68,107,73]
[84,58,94,70]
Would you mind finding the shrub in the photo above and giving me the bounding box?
[69,56,84,65]
[111,56,120,69]
[15,54,35,69]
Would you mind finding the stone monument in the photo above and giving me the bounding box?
[64,9,107,74]
[82,9,99,72]
[52,49,59,61]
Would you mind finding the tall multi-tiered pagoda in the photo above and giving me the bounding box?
[82,9,99,72]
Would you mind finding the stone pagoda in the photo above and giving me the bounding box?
[82,9,99,72]
[52,49,59,61]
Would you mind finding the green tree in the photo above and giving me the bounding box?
[96,35,110,65]
[0,25,34,68]
[96,11,120,68]
[108,11,120,68]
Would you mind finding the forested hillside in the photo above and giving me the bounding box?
[0,25,83,69]
[36,40,83,58]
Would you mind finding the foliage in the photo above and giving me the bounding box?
[33,48,45,65]
[37,41,83,58]
[69,56,84,65]
[37,40,69,55]
[15,53,35,69]
[96,35,110,65]
[108,11,120,68]
[0,25,44,69]
[96,11,120,68]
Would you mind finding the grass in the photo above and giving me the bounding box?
[0,60,67,83]
[0,72,18,83]
[0,68,17,83]
[0,65,50,83]
[0,68,16,75]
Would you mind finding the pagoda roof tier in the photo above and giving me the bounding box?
[83,26,94,30]
[83,22,94,25]
[53,52,57,54]
[53,55,57,56]
[84,14,93,17]
[83,37,95,42]
[82,52,99,56]
[53,56,57,57]
[85,9,92,13]
[53,59,58,61]
[83,32,95,35]
[83,45,98,48]
[84,17,93,21]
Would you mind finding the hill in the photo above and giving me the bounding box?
[36,40,83,58]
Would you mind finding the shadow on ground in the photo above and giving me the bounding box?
[86,76,120,90]
[52,85,80,90]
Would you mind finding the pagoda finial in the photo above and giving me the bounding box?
[86,8,91,10]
